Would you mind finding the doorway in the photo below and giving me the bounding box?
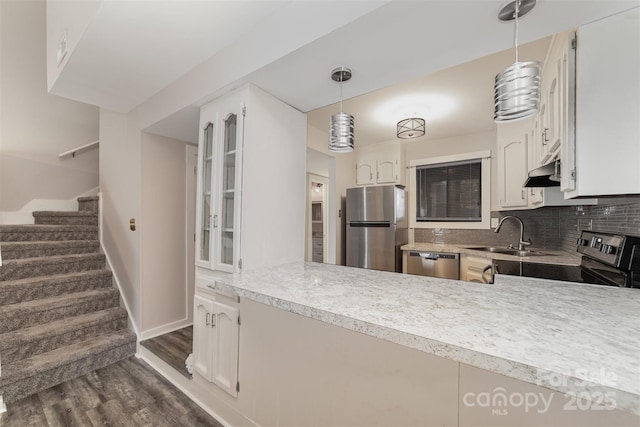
[306,174,328,263]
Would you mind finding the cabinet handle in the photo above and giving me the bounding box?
[206,312,210,326]
[481,265,494,284]
[211,314,216,328]
[521,189,525,200]
[213,214,218,228]
[542,128,549,144]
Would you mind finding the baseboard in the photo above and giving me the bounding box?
[140,318,193,341]
[139,346,255,427]
[0,187,100,225]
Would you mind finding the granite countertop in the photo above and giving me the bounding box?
[209,261,640,415]
[401,242,582,265]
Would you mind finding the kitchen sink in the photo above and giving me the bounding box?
[465,247,547,257]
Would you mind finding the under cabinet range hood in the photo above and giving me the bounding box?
[523,160,561,187]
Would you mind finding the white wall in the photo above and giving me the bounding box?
[0,0,99,221]
[99,108,142,335]
[141,132,194,337]
[241,84,307,270]
[46,0,102,90]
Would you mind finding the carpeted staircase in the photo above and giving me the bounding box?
[0,196,136,404]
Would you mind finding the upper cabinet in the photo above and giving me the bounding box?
[563,7,640,198]
[497,129,529,209]
[195,84,307,275]
[197,94,244,273]
[355,141,404,186]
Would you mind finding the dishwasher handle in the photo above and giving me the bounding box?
[408,251,458,260]
[409,251,439,260]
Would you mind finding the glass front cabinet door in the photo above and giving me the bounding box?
[196,93,244,273]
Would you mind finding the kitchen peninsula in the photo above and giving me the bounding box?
[198,261,640,426]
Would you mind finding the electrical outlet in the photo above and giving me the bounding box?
[491,217,499,228]
[57,29,68,66]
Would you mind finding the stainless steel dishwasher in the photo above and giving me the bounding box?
[406,251,460,279]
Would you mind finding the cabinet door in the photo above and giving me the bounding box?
[215,107,242,272]
[211,301,240,397]
[498,138,528,208]
[527,125,544,206]
[196,122,215,266]
[355,161,375,185]
[193,294,215,380]
[197,92,244,273]
[376,159,396,183]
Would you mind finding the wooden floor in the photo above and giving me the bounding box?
[140,326,193,379]
[0,357,223,427]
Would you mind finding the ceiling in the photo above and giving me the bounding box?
[48,0,640,145]
[306,35,553,146]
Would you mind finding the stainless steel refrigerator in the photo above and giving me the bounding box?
[346,185,408,272]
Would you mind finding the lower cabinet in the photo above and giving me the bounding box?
[193,291,240,397]
[460,255,493,283]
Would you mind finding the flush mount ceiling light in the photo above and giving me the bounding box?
[329,66,355,153]
[372,94,456,127]
[397,118,426,139]
[494,0,541,122]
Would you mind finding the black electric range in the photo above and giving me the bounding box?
[492,231,640,288]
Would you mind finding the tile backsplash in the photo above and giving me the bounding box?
[414,196,640,252]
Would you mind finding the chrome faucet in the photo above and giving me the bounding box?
[494,215,532,251]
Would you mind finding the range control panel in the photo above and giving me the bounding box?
[577,231,627,267]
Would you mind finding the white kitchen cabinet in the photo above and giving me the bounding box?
[564,8,640,198]
[536,31,569,168]
[195,84,306,275]
[459,255,493,283]
[193,290,240,397]
[355,159,375,185]
[192,84,305,397]
[196,92,243,273]
[497,125,529,209]
[354,141,404,186]
[193,294,215,380]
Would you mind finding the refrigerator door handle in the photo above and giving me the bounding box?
[348,221,391,228]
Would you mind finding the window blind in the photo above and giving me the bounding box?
[416,159,482,222]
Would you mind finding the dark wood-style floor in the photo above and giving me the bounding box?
[0,357,223,427]
[140,326,193,378]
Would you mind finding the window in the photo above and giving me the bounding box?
[416,160,481,222]
[409,151,491,229]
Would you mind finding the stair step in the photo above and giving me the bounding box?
[33,211,98,226]
[0,270,112,306]
[0,224,98,242]
[77,196,99,212]
[0,307,128,366]
[0,253,105,281]
[0,288,120,334]
[0,240,100,260]
[0,329,136,403]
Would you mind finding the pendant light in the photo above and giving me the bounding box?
[494,0,541,122]
[329,67,354,152]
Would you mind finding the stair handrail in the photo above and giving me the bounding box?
[58,140,99,159]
